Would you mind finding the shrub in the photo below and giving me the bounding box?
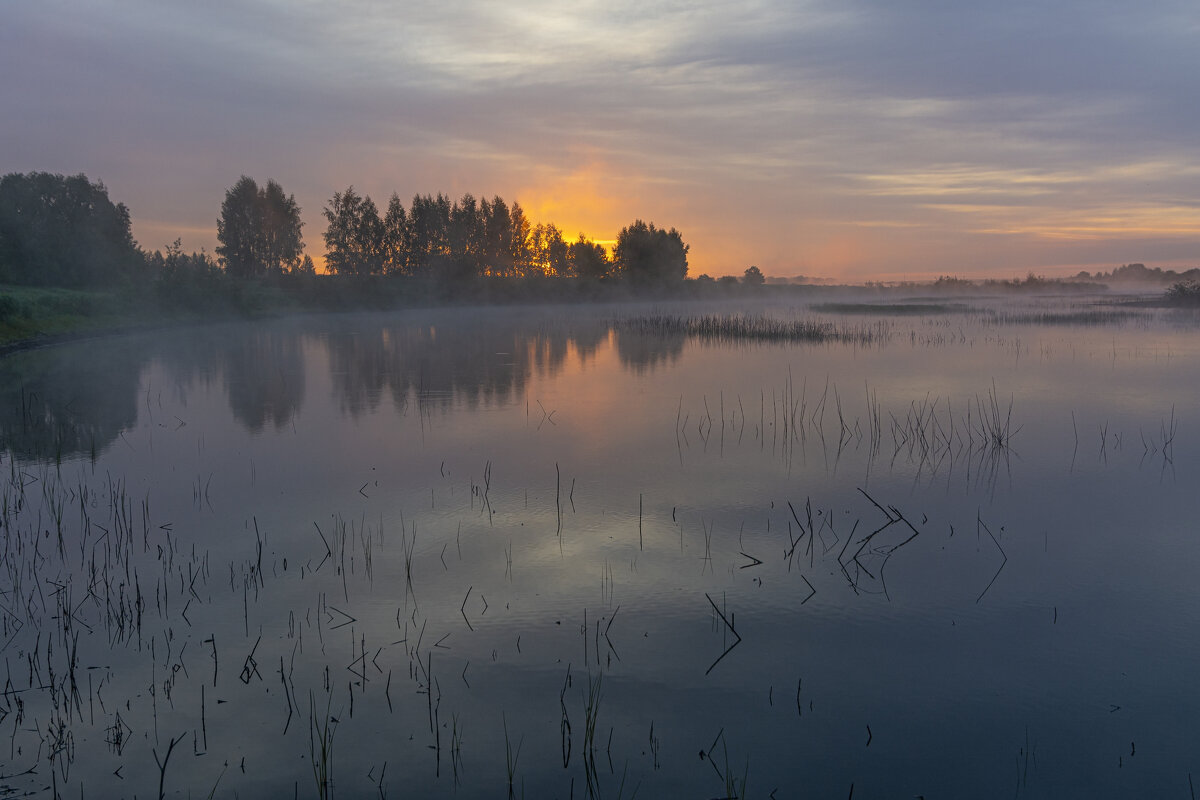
[1164,280,1200,306]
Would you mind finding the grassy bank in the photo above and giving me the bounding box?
[0,285,139,347]
[0,280,304,351]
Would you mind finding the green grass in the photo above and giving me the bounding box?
[0,279,298,349]
[0,284,134,346]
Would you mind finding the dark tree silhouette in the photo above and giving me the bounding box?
[0,172,141,287]
[742,265,765,285]
[317,187,624,283]
[613,220,688,285]
[382,194,409,275]
[216,176,304,277]
[570,235,609,279]
[323,186,386,276]
[534,223,571,277]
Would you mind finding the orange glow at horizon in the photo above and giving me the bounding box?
[513,158,635,255]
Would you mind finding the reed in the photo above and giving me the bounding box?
[619,313,889,345]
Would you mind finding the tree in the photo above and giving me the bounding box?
[323,186,386,275]
[407,193,452,275]
[216,176,304,278]
[569,235,609,280]
[0,172,141,287]
[448,193,482,277]
[742,265,765,285]
[612,220,688,285]
[481,196,512,276]
[507,201,534,277]
[382,194,409,275]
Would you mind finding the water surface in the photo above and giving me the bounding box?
[2,297,1198,797]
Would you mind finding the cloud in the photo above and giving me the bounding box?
[1,0,1197,276]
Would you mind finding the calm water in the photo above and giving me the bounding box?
[2,297,1199,798]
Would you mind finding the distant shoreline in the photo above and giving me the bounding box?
[0,274,1187,356]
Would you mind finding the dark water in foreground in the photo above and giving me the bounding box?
[2,297,1199,798]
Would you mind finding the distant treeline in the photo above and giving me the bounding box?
[4,171,1194,307]
[1075,263,1200,284]
[0,172,691,292]
[319,186,686,285]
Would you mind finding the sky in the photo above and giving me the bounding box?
[3,0,1198,281]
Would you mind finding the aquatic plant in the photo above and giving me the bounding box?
[619,313,889,345]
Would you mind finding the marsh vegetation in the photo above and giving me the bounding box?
[1,293,1198,797]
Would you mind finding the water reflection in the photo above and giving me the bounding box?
[225,331,307,433]
[0,343,142,460]
[323,316,642,414]
[0,313,694,459]
[614,326,685,373]
[2,304,1199,798]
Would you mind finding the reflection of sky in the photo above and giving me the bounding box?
[4,306,1200,795]
[4,2,1200,279]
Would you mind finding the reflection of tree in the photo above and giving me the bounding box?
[614,328,685,374]
[324,316,611,415]
[570,325,607,365]
[223,332,306,433]
[0,342,143,461]
[1,312,689,463]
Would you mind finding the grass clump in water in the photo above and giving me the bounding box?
[621,313,889,345]
[812,301,974,315]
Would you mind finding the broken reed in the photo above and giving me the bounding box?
[620,314,889,345]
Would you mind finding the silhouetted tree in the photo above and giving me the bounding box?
[323,186,386,275]
[570,235,609,280]
[382,194,409,275]
[448,193,483,278]
[507,202,534,277]
[613,220,688,285]
[742,265,765,285]
[408,193,452,275]
[0,172,141,287]
[145,238,223,307]
[216,176,304,277]
[481,196,512,276]
[532,223,570,277]
[311,185,652,286]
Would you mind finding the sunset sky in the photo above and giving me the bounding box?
[3,0,1198,280]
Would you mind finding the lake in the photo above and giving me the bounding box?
[2,295,1198,798]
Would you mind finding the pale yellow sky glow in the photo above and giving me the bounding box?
[4,0,1198,280]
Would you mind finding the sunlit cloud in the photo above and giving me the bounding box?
[3,0,1198,279]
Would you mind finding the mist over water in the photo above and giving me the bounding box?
[2,297,1198,797]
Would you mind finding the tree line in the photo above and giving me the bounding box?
[320,186,687,284]
[0,172,141,287]
[0,171,690,290]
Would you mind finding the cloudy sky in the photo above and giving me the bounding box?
[3,0,1198,280]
